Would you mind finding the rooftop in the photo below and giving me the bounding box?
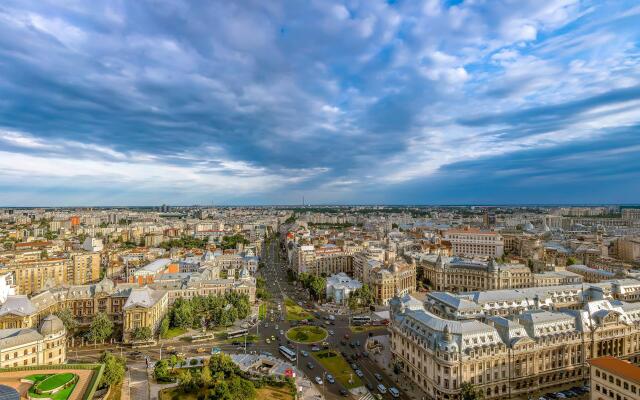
[590,356,640,385]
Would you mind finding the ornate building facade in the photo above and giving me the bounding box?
[389,293,640,400]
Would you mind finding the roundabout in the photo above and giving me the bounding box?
[286,325,328,343]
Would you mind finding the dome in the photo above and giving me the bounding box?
[39,314,65,336]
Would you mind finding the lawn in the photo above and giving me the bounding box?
[36,373,76,391]
[163,327,187,339]
[256,386,294,400]
[26,373,78,400]
[286,326,327,343]
[313,350,362,389]
[284,298,311,321]
[349,325,386,334]
[259,303,267,320]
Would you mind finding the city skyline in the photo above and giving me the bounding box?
[1,1,639,206]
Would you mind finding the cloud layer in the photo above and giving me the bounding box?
[0,0,639,205]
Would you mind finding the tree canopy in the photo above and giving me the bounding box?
[168,292,251,330]
[87,312,114,342]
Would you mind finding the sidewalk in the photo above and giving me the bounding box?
[368,335,428,400]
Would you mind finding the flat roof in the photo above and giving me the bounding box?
[590,356,640,385]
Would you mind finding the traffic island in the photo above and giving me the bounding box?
[285,326,328,343]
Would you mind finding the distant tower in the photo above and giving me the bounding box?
[483,209,489,227]
[302,196,305,207]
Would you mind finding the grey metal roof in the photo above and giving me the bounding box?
[0,295,36,316]
[0,328,43,349]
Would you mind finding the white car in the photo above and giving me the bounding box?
[315,376,323,385]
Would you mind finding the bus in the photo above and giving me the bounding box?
[352,315,371,326]
[227,328,248,339]
[279,346,297,362]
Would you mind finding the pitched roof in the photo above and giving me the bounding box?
[590,356,640,385]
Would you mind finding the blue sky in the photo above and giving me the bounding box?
[0,0,639,206]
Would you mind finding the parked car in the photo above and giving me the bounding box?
[389,387,400,398]
[351,363,358,370]
[307,362,314,369]
[300,350,309,357]
[355,369,364,377]
[339,389,348,396]
[377,384,387,394]
[314,376,323,385]
[311,345,320,352]
[326,374,335,384]
[196,348,206,353]
[366,382,374,390]
[374,373,382,381]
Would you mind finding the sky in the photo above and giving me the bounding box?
[0,0,639,206]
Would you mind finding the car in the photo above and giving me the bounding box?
[330,321,335,325]
[314,376,323,385]
[389,387,400,398]
[196,347,206,353]
[275,325,279,330]
[355,340,361,346]
[280,330,284,335]
[362,351,369,357]
[300,350,309,357]
[176,352,185,358]
[340,340,347,346]
[366,382,374,390]
[349,342,356,348]
[374,373,382,381]
[377,384,387,394]
[307,362,314,369]
[326,374,335,384]
[339,389,348,396]
[329,330,334,335]
[266,339,271,344]
[355,369,364,377]
[344,334,350,339]
[351,363,358,370]
[311,345,320,352]
[555,393,566,399]
[271,335,276,341]
[166,346,176,353]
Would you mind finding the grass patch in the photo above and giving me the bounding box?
[259,303,267,320]
[313,350,362,389]
[286,326,327,343]
[27,373,78,400]
[36,373,76,391]
[284,298,311,321]
[256,386,294,400]
[163,327,187,339]
[349,325,385,334]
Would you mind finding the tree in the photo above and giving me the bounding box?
[159,317,169,339]
[460,382,483,400]
[130,326,152,342]
[100,352,125,388]
[154,359,173,383]
[87,312,114,343]
[54,308,78,333]
[171,298,194,328]
[200,365,213,388]
[566,256,578,266]
[178,369,195,392]
[208,354,239,378]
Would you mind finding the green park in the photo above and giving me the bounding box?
[285,325,327,343]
